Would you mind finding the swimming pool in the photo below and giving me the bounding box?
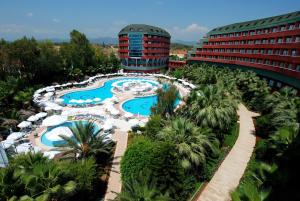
[41,121,100,147]
[61,78,159,105]
[122,95,180,116]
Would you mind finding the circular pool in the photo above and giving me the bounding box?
[41,121,100,147]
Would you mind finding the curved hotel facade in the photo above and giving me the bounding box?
[188,11,300,89]
[118,24,171,73]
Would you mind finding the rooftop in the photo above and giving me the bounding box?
[208,11,300,35]
[118,24,171,38]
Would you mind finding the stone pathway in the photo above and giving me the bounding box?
[197,104,258,201]
[103,128,129,201]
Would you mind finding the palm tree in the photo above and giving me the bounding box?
[187,85,237,133]
[58,121,114,159]
[231,182,270,201]
[157,117,215,170]
[113,172,171,201]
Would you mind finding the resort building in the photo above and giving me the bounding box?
[118,24,171,73]
[188,11,300,89]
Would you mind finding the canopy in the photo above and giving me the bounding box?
[42,115,67,127]
[44,92,54,97]
[103,123,113,131]
[110,109,120,116]
[17,121,32,128]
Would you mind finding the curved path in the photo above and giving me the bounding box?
[197,104,258,201]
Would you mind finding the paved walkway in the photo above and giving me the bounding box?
[104,128,129,201]
[197,104,258,201]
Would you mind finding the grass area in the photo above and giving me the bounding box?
[224,122,239,147]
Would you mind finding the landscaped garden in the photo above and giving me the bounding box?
[0,31,299,201]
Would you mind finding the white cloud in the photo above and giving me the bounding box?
[26,12,33,17]
[0,24,24,33]
[52,18,61,23]
[168,23,209,41]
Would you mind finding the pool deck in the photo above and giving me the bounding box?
[26,75,191,200]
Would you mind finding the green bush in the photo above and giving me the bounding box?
[144,114,163,139]
[120,137,184,198]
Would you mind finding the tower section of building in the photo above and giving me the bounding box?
[118,24,171,72]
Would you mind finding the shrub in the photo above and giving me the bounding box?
[120,137,184,198]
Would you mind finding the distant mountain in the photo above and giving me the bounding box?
[171,39,197,46]
[42,37,196,46]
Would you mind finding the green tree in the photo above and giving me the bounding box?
[113,172,171,201]
[187,85,237,134]
[151,85,179,117]
[58,121,114,159]
[158,117,215,170]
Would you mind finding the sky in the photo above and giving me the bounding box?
[0,0,299,42]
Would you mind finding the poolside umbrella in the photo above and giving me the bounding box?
[17,121,32,129]
[85,99,93,103]
[93,98,101,102]
[110,109,120,116]
[15,143,41,154]
[27,115,39,122]
[128,119,140,127]
[0,139,14,149]
[76,100,85,104]
[124,112,133,119]
[42,115,67,127]
[53,106,63,111]
[43,151,60,159]
[6,132,25,141]
[45,126,73,140]
[35,112,48,119]
[54,98,64,103]
[46,87,55,92]
[44,92,54,97]
[45,106,54,111]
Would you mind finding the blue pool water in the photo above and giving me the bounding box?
[61,78,158,105]
[41,121,100,147]
[122,95,180,116]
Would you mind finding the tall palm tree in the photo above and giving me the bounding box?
[187,85,237,133]
[113,172,171,201]
[157,117,215,170]
[58,121,114,159]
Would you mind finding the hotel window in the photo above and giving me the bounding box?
[260,49,265,54]
[265,60,270,65]
[242,32,247,36]
[255,40,261,44]
[295,36,300,42]
[277,82,282,88]
[248,40,254,44]
[262,39,268,44]
[288,24,295,30]
[279,62,285,68]
[277,38,283,43]
[269,80,274,86]
[256,30,261,34]
[274,49,280,55]
[253,49,258,54]
[267,49,273,54]
[291,49,297,56]
[286,37,292,43]
[264,29,269,33]
[296,65,300,72]
[288,64,292,70]
[251,58,256,63]
[235,33,240,37]
[280,26,286,31]
[269,38,275,44]
[283,49,288,55]
[235,41,239,44]
[257,59,262,63]
[272,61,276,66]
[272,27,277,32]
[250,31,255,36]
